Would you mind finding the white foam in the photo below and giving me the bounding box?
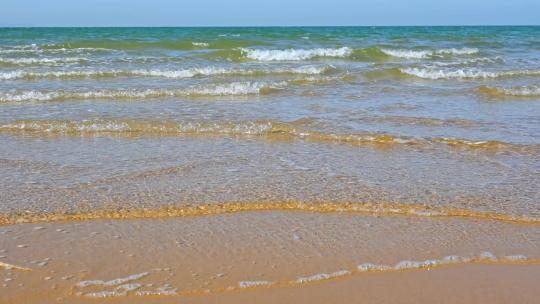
[238,280,273,288]
[84,283,142,298]
[241,47,353,61]
[77,272,149,288]
[357,252,523,273]
[0,82,286,102]
[84,291,126,298]
[504,255,529,261]
[0,66,329,81]
[192,42,209,47]
[296,270,351,283]
[432,57,502,67]
[135,285,178,296]
[381,49,432,59]
[400,67,540,80]
[381,48,479,59]
[482,85,540,96]
[0,57,84,65]
[357,263,391,272]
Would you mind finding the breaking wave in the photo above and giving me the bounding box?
[0,82,285,102]
[0,65,333,81]
[240,47,353,61]
[381,48,479,59]
[478,85,540,97]
[0,57,86,66]
[1,119,537,154]
[400,67,540,80]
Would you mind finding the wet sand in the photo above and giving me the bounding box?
[1,211,539,303]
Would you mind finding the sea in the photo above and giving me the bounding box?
[0,26,539,220]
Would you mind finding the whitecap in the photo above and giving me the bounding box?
[241,47,353,61]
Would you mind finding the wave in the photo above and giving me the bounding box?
[381,48,479,59]
[240,47,353,61]
[192,42,209,47]
[0,46,115,56]
[431,57,504,67]
[0,65,333,81]
[478,85,540,97]
[42,39,264,51]
[0,201,538,226]
[0,82,284,102]
[1,119,537,154]
[400,67,540,80]
[210,47,478,62]
[0,57,86,66]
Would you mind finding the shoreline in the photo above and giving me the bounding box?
[1,201,539,226]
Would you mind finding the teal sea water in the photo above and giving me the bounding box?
[0,27,539,218]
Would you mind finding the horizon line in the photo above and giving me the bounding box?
[1,24,539,28]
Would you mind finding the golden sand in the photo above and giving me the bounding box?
[1,211,539,303]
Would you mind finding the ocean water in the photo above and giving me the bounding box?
[0,27,539,220]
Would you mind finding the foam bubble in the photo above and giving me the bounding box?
[504,255,528,261]
[381,48,479,59]
[356,252,520,273]
[241,47,353,61]
[0,66,330,81]
[0,82,285,102]
[238,280,273,288]
[479,84,540,97]
[77,272,149,288]
[401,67,540,80]
[192,42,209,47]
[0,57,84,65]
[296,270,351,283]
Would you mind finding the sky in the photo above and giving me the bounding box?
[1,0,539,27]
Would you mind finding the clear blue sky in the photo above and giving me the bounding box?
[2,0,539,27]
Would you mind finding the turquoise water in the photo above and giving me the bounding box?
[0,27,539,217]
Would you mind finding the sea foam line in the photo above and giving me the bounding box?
[479,85,540,97]
[381,48,479,59]
[1,119,536,155]
[0,65,332,80]
[0,57,86,65]
[400,67,540,80]
[241,47,353,61]
[1,201,538,226]
[0,82,286,102]
[289,252,535,286]
[70,252,538,298]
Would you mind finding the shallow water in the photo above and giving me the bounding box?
[0,26,539,219]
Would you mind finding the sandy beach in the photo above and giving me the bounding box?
[2,211,540,302]
[1,26,539,302]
